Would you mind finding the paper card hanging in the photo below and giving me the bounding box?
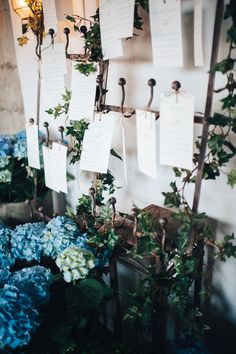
[136,109,157,179]
[26,123,41,170]
[159,93,194,170]
[80,113,116,174]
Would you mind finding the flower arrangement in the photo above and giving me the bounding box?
[0,130,48,203]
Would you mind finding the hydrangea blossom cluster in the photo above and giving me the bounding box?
[56,246,95,283]
[0,135,12,158]
[42,216,83,259]
[0,169,11,183]
[11,222,46,262]
[12,130,27,160]
[0,284,39,350]
[0,225,14,269]
[10,265,52,306]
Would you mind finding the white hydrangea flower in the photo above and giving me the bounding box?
[56,246,95,283]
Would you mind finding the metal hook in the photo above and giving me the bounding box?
[29,118,35,125]
[146,78,156,111]
[63,27,70,59]
[48,28,55,47]
[109,197,117,226]
[25,199,34,221]
[43,122,50,146]
[35,32,42,59]
[118,78,126,115]
[158,217,168,251]
[58,126,64,143]
[96,74,103,112]
[89,187,96,218]
[130,207,139,248]
[171,80,181,103]
[38,206,46,222]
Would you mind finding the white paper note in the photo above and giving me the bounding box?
[149,0,183,67]
[42,44,67,107]
[68,64,97,121]
[52,142,68,194]
[194,0,203,66]
[136,110,157,179]
[116,0,135,38]
[80,114,115,173]
[26,123,41,170]
[42,145,60,192]
[159,94,194,170]
[42,0,58,32]
[99,0,123,60]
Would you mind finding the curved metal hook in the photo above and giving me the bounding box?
[63,27,70,59]
[25,199,34,221]
[58,126,64,143]
[109,197,117,226]
[43,122,50,146]
[89,187,96,219]
[29,118,35,125]
[35,33,42,59]
[146,78,156,111]
[48,28,55,47]
[158,217,168,251]
[96,74,103,112]
[118,78,126,114]
[130,207,139,248]
[171,80,181,103]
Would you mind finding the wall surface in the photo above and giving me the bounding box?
[0,0,24,133]
[6,0,236,352]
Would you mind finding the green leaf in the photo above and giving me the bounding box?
[227,169,236,188]
[110,148,123,161]
[227,25,236,44]
[173,167,182,177]
[210,58,235,74]
[66,15,76,22]
[221,95,236,109]
[66,279,104,309]
[208,113,230,127]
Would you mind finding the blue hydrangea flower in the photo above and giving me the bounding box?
[0,225,14,269]
[11,222,46,262]
[10,266,52,306]
[42,216,82,259]
[0,157,9,168]
[12,130,27,160]
[0,269,11,288]
[0,284,39,350]
[0,135,12,158]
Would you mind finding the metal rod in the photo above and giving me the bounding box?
[191,0,225,308]
[101,104,203,124]
[192,0,225,214]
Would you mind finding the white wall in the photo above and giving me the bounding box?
[8,0,236,325]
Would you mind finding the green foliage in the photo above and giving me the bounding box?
[88,228,119,252]
[162,182,181,207]
[45,89,72,118]
[74,63,97,76]
[227,169,236,188]
[210,58,235,74]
